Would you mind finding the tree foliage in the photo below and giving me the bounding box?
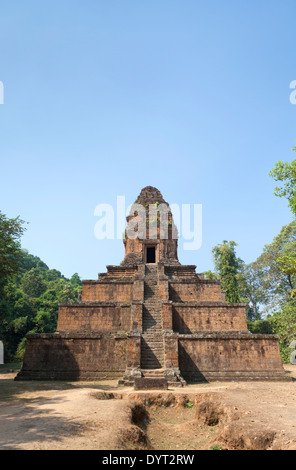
[0,212,26,291]
[1,248,82,362]
[269,145,296,216]
[248,302,296,363]
[250,221,296,313]
[237,263,269,320]
[211,240,241,303]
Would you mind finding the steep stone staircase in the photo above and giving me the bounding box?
[140,265,185,387]
[141,264,164,370]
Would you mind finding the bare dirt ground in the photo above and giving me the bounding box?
[0,364,295,450]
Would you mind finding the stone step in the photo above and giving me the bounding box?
[143,307,160,310]
[141,363,164,369]
[143,330,162,333]
[143,321,161,324]
[143,325,162,328]
[142,340,163,344]
[142,348,163,352]
[142,358,164,362]
[143,311,161,315]
[141,338,163,342]
[142,338,163,341]
[143,330,162,334]
[143,320,161,323]
[142,335,163,339]
[143,318,161,322]
[143,312,160,315]
[142,343,163,347]
[143,314,161,317]
[142,314,161,318]
[142,336,163,340]
[142,329,162,332]
[142,355,164,360]
[143,308,160,311]
[142,328,162,332]
[142,332,162,336]
[142,341,163,345]
[141,351,164,356]
[142,369,164,377]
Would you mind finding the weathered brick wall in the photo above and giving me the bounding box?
[99,266,138,279]
[162,302,173,330]
[164,265,197,278]
[178,334,285,381]
[57,303,132,332]
[81,280,133,302]
[164,334,179,368]
[172,303,248,332]
[133,278,144,301]
[16,333,127,380]
[169,280,224,302]
[158,277,169,301]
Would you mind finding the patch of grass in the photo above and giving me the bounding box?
[210,444,223,450]
[184,401,194,409]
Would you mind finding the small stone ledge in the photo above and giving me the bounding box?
[169,279,221,284]
[178,332,280,340]
[134,378,168,390]
[172,301,247,307]
[26,332,129,340]
[58,302,133,308]
[82,279,134,285]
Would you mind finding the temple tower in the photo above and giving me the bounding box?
[123,186,179,267]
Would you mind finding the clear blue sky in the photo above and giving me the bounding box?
[0,0,295,280]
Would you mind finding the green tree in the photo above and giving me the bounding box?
[203,270,219,280]
[0,211,82,362]
[237,263,269,320]
[269,144,296,216]
[70,273,82,288]
[22,269,47,298]
[0,212,26,292]
[250,221,296,313]
[212,241,241,303]
[270,302,296,363]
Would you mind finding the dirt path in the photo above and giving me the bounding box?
[0,374,142,450]
[0,365,295,450]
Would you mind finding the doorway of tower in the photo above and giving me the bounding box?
[146,246,156,263]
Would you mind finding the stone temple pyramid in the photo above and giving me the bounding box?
[16,186,289,386]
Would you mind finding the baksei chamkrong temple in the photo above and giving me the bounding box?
[16,186,289,385]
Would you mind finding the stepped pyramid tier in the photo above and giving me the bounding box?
[16,187,290,385]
